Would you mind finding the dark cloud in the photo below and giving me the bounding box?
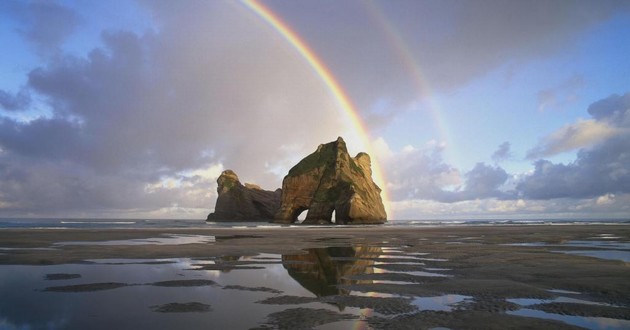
[0,2,343,217]
[0,89,30,111]
[491,141,512,163]
[587,92,630,121]
[518,93,630,199]
[266,0,630,115]
[0,117,83,160]
[9,1,81,55]
[0,154,217,217]
[439,163,510,203]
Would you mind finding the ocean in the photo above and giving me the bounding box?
[1,217,628,230]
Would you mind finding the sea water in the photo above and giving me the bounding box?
[1,217,628,230]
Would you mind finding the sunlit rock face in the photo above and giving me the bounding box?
[274,137,387,224]
[282,246,382,296]
[206,170,281,221]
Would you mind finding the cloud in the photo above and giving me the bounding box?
[381,92,630,211]
[377,139,510,203]
[391,193,630,220]
[443,163,510,202]
[491,141,512,163]
[527,119,622,158]
[518,93,630,199]
[375,139,461,202]
[587,92,630,120]
[266,1,630,115]
[0,89,31,111]
[0,2,345,217]
[537,74,585,112]
[8,1,81,55]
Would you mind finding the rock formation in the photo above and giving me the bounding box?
[274,137,387,224]
[206,170,281,221]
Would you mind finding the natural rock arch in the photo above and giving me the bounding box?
[274,137,386,224]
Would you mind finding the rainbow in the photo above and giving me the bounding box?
[242,0,392,218]
[363,1,460,166]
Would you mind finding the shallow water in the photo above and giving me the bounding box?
[555,250,630,262]
[411,295,471,311]
[1,235,629,329]
[508,309,630,330]
[0,258,335,329]
[54,234,216,246]
[506,239,630,262]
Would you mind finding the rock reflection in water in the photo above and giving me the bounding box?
[282,246,382,296]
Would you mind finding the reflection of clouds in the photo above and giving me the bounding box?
[412,295,470,311]
[55,234,216,246]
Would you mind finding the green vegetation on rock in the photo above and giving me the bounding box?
[288,143,336,177]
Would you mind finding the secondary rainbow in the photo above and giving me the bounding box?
[363,0,460,166]
[242,0,392,218]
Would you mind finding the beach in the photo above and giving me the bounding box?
[1,224,629,329]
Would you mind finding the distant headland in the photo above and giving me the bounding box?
[207,137,387,224]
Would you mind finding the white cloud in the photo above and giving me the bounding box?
[595,193,615,206]
[391,194,630,220]
[528,118,623,158]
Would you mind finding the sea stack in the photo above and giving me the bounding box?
[206,170,281,221]
[274,137,387,224]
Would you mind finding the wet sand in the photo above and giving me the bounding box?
[1,225,629,329]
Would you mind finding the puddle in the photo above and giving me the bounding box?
[508,295,630,329]
[0,255,351,329]
[373,280,416,285]
[375,268,452,277]
[85,258,180,265]
[508,297,616,307]
[553,250,630,262]
[416,257,449,262]
[374,261,425,266]
[55,234,216,246]
[547,289,580,295]
[377,254,426,260]
[561,241,630,250]
[351,291,398,298]
[505,242,547,247]
[412,295,471,311]
[508,309,630,330]
[591,234,622,240]
[506,240,630,262]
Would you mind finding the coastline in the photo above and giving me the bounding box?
[1,225,629,329]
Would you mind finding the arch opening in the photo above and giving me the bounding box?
[295,208,308,224]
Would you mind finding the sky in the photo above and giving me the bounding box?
[0,0,629,220]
